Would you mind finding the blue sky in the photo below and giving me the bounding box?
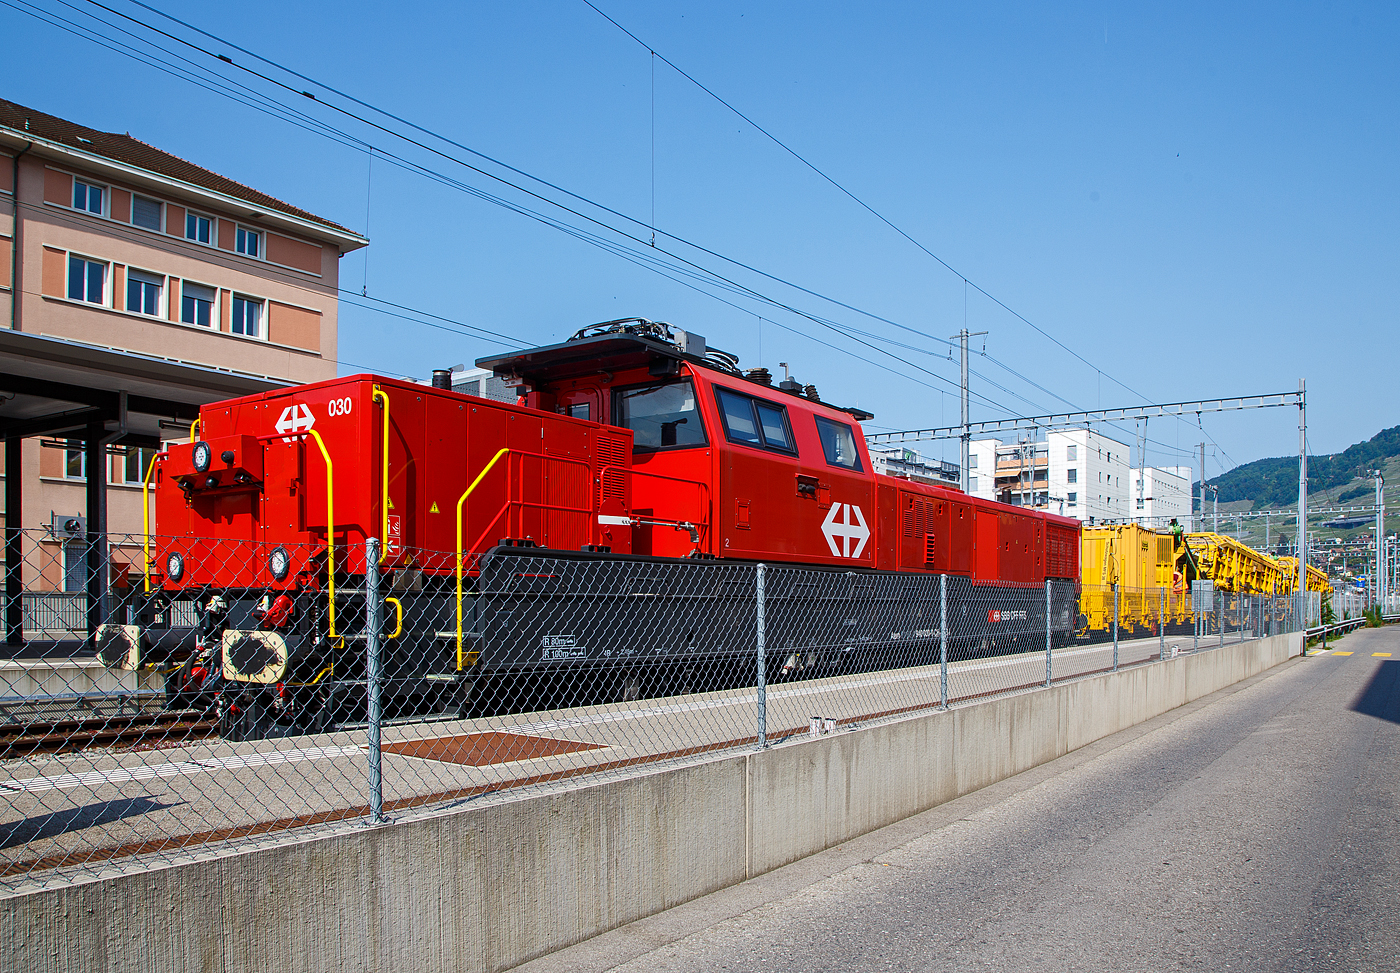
[3,0,1395,480]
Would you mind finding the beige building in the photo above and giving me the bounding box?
[0,98,366,591]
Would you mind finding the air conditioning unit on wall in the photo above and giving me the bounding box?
[51,513,87,540]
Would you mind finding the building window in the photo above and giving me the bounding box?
[181,281,215,328]
[63,544,87,593]
[67,254,106,305]
[73,179,104,215]
[969,475,978,491]
[122,446,159,484]
[231,295,263,337]
[1068,492,1077,505]
[64,441,85,479]
[185,212,213,244]
[235,226,261,258]
[126,269,163,316]
[132,194,163,231]
[969,454,978,469]
[1067,445,1077,461]
[1067,468,1077,484]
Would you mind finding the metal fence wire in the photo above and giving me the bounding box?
[0,530,1307,891]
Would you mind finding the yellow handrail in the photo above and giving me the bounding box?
[141,451,159,593]
[372,385,390,562]
[189,417,200,442]
[384,596,403,639]
[307,428,338,640]
[456,447,511,670]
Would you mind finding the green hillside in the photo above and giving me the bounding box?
[1202,425,1400,509]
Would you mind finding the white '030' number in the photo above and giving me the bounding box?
[327,397,353,417]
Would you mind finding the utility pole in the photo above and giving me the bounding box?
[1136,419,1149,526]
[953,328,987,496]
[1297,379,1307,624]
[1372,470,1384,610]
[1198,442,1207,533]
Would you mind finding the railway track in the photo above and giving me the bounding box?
[0,710,218,759]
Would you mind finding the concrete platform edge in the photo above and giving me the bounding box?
[0,632,1301,973]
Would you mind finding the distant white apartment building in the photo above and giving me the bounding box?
[1046,429,1132,522]
[869,445,961,486]
[1133,466,1193,526]
[964,429,1133,522]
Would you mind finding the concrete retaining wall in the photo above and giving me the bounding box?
[1,632,1301,973]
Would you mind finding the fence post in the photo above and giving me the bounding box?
[1159,587,1166,660]
[1112,583,1119,671]
[365,537,385,825]
[1044,579,1052,688]
[940,573,948,709]
[1219,591,1224,648]
[756,563,766,750]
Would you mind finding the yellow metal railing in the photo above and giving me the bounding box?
[189,417,200,442]
[141,451,159,593]
[384,596,403,639]
[455,448,511,671]
[372,385,390,562]
[307,428,338,641]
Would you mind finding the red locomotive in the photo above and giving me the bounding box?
[99,319,1080,737]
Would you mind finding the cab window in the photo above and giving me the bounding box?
[814,415,863,471]
[614,379,708,450]
[715,387,795,454]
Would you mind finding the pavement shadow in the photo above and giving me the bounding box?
[1351,660,1400,726]
[0,797,180,849]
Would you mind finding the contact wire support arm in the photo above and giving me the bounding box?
[457,448,512,671]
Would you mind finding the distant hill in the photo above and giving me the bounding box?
[1202,425,1400,509]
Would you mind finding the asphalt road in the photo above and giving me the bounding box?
[516,626,1400,973]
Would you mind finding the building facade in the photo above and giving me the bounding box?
[965,430,1134,522]
[1134,465,1193,526]
[0,98,366,589]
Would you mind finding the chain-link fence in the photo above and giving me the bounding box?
[0,530,1307,892]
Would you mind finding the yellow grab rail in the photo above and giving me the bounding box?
[372,385,390,562]
[456,447,511,670]
[141,451,159,593]
[307,428,338,640]
[384,596,403,639]
[189,417,200,442]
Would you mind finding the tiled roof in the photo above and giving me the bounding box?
[0,97,355,234]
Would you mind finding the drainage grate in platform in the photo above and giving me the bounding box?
[382,731,603,766]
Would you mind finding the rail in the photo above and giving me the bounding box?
[1308,613,1400,644]
[384,596,402,638]
[453,449,600,670]
[306,428,338,641]
[140,451,159,593]
[372,385,390,563]
[602,466,712,544]
[456,448,511,671]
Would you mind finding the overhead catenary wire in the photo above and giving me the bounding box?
[0,0,1040,420]
[58,0,1041,411]
[580,0,1232,465]
[26,0,1255,470]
